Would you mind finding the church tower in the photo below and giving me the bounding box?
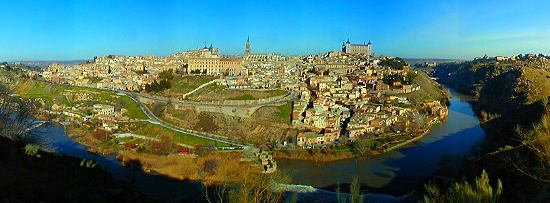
[367,40,373,56]
[245,36,251,56]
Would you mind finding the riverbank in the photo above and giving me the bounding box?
[273,149,355,162]
[278,87,484,196]
[273,113,447,163]
[43,120,254,186]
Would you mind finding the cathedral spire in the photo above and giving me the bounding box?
[245,36,251,56]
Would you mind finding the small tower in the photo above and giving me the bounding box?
[367,40,373,56]
[245,36,251,56]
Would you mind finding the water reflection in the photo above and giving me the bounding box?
[278,88,485,195]
[33,123,203,201]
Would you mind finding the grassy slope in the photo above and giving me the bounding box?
[134,123,229,147]
[14,79,147,120]
[12,79,226,148]
[274,102,292,122]
[161,75,215,98]
[395,71,448,105]
[186,83,287,101]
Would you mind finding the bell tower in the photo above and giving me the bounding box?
[245,36,251,56]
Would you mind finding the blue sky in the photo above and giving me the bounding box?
[1,0,549,61]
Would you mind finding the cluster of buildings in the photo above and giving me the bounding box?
[290,57,444,147]
[35,37,449,149]
[236,41,445,148]
[42,55,178,91]
[45,93,132,132]
[39,38,291,93]
[474,53,550,63]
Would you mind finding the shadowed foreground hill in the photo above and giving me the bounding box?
[0,136,148,202]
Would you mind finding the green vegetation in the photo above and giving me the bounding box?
[134,123,230,147]
[334,178,365,203]
[162,75,216,97]
[80,159,98,168]
[13,79,147,119]
[229,94,256,100]
[379,57,408,70]
[424,170,502,203]
[145,79,172,92]
[394,71,448,105]
[118,96,148,119]
[382,72,414,85]
[145,70,174,93]
[274,102,292,121]
[187,83,287,102]
[24,144,41,156]
[84,76,102,83]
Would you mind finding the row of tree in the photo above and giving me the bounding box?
[379,57,408,70]
[144,69,175,93]
[382,72,415,86]
[144,79,172,92]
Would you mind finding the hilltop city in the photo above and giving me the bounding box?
[2,37,451,165]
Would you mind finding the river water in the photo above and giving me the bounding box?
[277,88,485,195]
[33,87,484,201]
[34,123,203,202]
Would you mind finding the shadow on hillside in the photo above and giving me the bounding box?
[0,136,212,203]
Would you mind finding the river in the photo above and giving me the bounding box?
[33,123,203,202]
[33,87,485,201]
[277,88,485,195]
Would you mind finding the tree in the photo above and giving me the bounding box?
[159,69,175,80]
[152,102,166,117]
[351,139,375,157]
[379,57,408,70]
[226,171,289,203]
[146,135,177,155]
[424,170,503,203]
[0,84,38,143]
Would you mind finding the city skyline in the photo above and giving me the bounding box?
[1,0,550,61]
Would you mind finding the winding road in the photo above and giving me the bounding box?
[122,92,252,148]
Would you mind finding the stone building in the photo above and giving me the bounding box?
[186,46,245,75]
[342,39,373,56]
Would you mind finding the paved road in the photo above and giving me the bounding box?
[113,132,195,149]
[123,92,252,148]
[181,79,220,99]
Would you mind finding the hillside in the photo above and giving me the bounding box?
[0,137,149,202]
[432,56,550,202]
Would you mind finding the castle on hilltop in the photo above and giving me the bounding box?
[342,39,373,56]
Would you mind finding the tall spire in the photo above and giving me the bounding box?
[245,36,251,56]
[346,38,350,44]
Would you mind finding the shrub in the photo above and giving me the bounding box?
[23,143,40,156]
[424,170,503,203]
